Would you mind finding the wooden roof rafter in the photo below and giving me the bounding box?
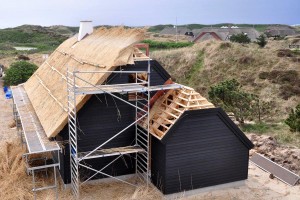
[140,86,214,139]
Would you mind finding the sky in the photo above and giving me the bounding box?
[0,0,299,28]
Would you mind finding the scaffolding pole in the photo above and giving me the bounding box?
[67,59,180,199]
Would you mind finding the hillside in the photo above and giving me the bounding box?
[147,23,292,33]
[152,39,300,118]
[0,25,78,54]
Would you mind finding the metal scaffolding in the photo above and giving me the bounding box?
[11,85,60,200]
[67,59,182,198]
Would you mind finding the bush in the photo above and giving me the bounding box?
[3,61,37,86]
[285,104,300,132]
[219,42,232,49]
[277,49,293,57]
[208,79,273,123]
[208,79,255,123]
[256,34,267,47]
[229,33,251,44]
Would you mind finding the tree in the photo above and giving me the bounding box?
[208,79,255,123]
[229,33,251,44]
[285,104,300,133]
[256,34,268,48]
[3,61,37,86]
[208,79,273,124]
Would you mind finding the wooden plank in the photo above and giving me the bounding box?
[152,119,170,129]
[162,103,184,113]
[250,153,300,186]
[165,98,188,108]
[158,108,179,119]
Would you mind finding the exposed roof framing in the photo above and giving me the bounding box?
[140,86,214,139]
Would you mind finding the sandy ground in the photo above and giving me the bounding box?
[0,79,16,141]
[0,53,46,69]
[0,79,299,200]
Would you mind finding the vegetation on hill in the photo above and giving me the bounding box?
[142,40,193,50]
[285,104,300,133]
[151,38,300,146]
[229,33,251,44]
[0,25,78,55]
[256,34,268,47]
[3,61,37,86]
[208,79,273,124]
[148,24,174,32]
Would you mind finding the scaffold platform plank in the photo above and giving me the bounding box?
[75,83,183,95]
[11,85,60,154]
[250,153,300,186]
[78,146,145,160]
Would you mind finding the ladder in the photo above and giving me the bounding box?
[67,69,80,198]
[135,60,151,183]
[67,59,154,199]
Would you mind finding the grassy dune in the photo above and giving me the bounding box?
[152,39,300,146]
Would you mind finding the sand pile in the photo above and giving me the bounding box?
[248,133,300,176]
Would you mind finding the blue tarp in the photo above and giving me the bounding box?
[5,89,12,99]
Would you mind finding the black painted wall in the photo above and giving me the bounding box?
[55,60,170,184]
[151,108,253,194]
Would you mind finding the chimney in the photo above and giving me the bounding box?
[78,21,93,41]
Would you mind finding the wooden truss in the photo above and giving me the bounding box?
[140,86,214,139]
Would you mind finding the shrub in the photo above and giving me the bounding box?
[285,104,300,132]
[256,34,267,47]
[258,71,269,79]
[229,33,251,44]
[277,49,293,57]
[274,35,285,40]
[219,42,232,49]
[3,61,37,86]
[238,56,255,64]
[208,79,255,123]
[208,79,273,123]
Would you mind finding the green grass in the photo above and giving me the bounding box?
[241,122,272,134]
[185,51,204,86]
[142,40,193,50]
[0,26,69,54]
[242,122,300,147]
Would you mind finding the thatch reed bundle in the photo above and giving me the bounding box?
[24,27,144,138]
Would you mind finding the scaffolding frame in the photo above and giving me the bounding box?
[11,85,60,200]
[67,59,182,199]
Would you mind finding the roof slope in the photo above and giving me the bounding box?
[265,26,297,36]
[24,27,144,138]
[193,27,260,41]
[160,27,191,35]
[140,86,214,139]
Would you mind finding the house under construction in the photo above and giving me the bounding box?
[11,21,253,199]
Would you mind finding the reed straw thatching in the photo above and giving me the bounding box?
[24,27,144,138]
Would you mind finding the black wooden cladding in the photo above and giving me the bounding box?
[55,60,170,184]
[151,108,253,194]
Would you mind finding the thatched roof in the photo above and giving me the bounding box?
[160,27,191,35]
[265,26,297,37]
[24,27,144,138]
[193,27,260,41]
[139,86,214,139]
